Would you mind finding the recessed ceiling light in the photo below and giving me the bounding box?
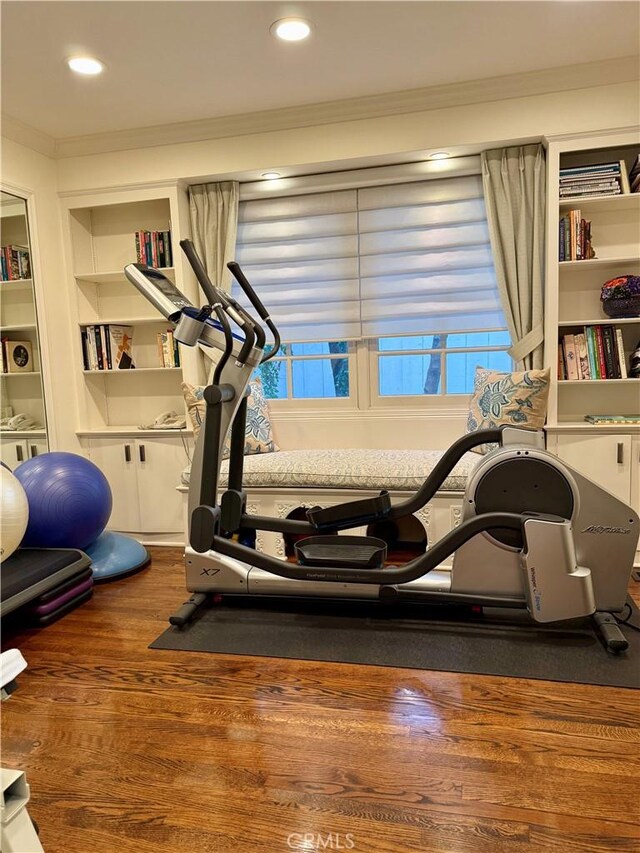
[270,18,311,42]
[67,56,105,75]
[429,152,451,160]
[262,172,281,180]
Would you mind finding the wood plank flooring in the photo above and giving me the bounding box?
[2,547,639,853]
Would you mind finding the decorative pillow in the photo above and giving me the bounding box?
[182,378,279,457]
[467,366,550,453]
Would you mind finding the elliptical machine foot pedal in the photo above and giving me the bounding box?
[295,536,387,569]
[306,491,391,532]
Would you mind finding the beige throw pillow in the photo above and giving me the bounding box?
[467,366,550,453]
[182,378,279,456]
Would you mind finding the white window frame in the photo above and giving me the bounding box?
[367,330,513,409]
[260,342,358,411]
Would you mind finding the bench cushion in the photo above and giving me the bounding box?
[181,448,480,492]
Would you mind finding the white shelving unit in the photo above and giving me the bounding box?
[60,184,201,543]
[544,128,640,563]
[1,195,48,457]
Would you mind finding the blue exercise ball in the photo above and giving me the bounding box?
[14,452,112,550]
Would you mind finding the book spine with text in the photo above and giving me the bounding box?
[615,328,628,379]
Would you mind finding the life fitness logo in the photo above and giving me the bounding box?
[287,833,355,849]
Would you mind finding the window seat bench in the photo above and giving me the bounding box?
[179,448,481,559]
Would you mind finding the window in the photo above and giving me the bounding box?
[376,331,512,397]
[235,164,510,406]
[257,341,352,400]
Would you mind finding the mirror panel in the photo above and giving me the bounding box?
[0,190,49,467]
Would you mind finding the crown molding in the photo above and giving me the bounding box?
[1,114,56,158]
[52,56,639,159]
[2,56,638,161]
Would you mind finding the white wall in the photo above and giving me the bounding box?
[4,75,639,452]
[55,80,639,192]
[1,137,81,452]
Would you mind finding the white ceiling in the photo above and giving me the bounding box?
[1,1,639,141]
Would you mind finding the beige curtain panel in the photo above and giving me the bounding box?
[481,144,546,370]
[188,181,239,294]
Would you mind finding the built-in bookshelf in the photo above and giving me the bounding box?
[544,129,639,539]
[0,193,47,435]
[59,185,201,540]
[546,133,640,424]
[62,190,201,433]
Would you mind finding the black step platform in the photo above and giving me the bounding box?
[1,548,92,617]
[295,535,387,569]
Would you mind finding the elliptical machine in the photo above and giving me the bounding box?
[125,242,639,652]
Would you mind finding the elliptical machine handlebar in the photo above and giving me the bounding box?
[227,261,281,364]
[179,240,265,359]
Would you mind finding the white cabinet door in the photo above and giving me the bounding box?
[0,438,28,469]
[26,438,48,459]
[135,437,189,534]
[554,433,633,504]
[85,438,141,532]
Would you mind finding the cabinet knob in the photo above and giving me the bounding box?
[30,445,38,458]
[16,445,24,462]
[124,444,132,463]
[139,444,146,463]
[616,442,624,464]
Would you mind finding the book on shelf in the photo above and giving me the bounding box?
[1,245,31,281]
[81,324,135,370]
[558,324,632,380]
[584,415,640,424]
[558,209,595,261]
[629,155,640,193]
[156,330,181,368]
[559,161,630,198]
[135,230,173,268]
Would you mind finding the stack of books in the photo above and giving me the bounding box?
[558,326,628,380]
[157,330,180,368]
[558,209,595,261]
[135,230,173,268]
[559,162,630,198]
[584,415,640,425]
[630,155,640,194]
[1,245,31,281]
[81,325,135,371]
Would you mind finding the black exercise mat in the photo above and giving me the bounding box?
[150,596,640,688]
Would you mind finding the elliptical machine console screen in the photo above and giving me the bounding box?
[124,263,194,321]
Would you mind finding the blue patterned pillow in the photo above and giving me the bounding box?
[467,366,550,453]
[182,378,279,456]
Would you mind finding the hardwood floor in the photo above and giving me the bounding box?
[2,547,639,853]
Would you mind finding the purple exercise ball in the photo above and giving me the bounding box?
[14,452,112,550]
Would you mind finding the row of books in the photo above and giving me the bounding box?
[135,230,173,268]
[559,161,630,198]
[1,245,31,281]
[157,331,181,368]
[558,209,595,261]
[81,325,135,371]
[558,326,628,380]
